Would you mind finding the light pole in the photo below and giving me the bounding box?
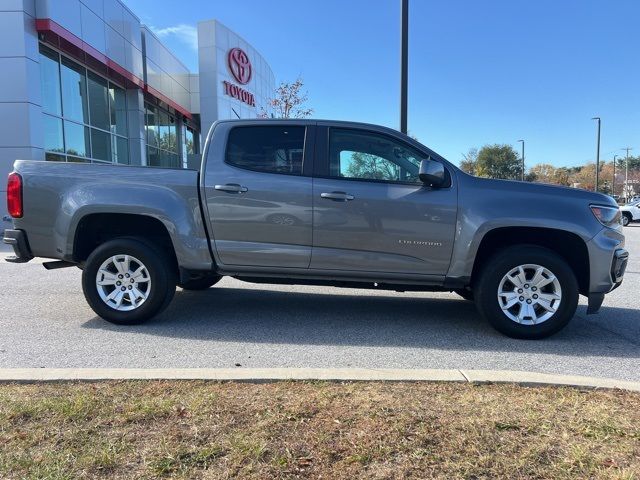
[517,140,525,180]
[613,154,618,197]
[592,117,601,192]
[400,0,408,134]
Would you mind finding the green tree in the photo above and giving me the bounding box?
[345,152,397,180]
[616,155,640,171]
[475,144,522,180]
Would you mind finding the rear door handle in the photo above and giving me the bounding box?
[214,183,248,193]
[320,191,355,201]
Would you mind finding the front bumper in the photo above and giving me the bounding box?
[2,229,33,263]
[585,228,628,314]
[611,248,628,285]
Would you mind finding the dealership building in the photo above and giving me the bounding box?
[0,0,275,221]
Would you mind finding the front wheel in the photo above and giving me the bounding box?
[475,246,578,339]
[622,213,631,227]
[82,238,176,325]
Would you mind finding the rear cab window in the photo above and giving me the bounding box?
[225,126,306,175]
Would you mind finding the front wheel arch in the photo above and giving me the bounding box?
[470,227,590,296]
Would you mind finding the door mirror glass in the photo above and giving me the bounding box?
[419,158,445,187]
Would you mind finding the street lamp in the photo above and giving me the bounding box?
[517,140,525,181]
[613,154,618,197]
[399,0,408,134]
[592,117,601,192]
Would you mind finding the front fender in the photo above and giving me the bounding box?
[447,217,597,281]
[446,174,605,281]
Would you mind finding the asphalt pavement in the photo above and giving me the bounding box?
[1,226,638,381]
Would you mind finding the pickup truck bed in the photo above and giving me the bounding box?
[8,161,212,271]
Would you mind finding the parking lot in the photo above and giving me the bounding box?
[1,225,638,381]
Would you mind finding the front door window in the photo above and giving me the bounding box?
[330,128,426,184]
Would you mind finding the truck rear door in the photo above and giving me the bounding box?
[201,121,314,268]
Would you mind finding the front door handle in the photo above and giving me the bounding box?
[214,183,248,193]
[320,191,355,201]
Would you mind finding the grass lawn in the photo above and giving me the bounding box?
[0,381,639,479]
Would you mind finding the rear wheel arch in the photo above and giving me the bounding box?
[72,213,179,276]
[470,227,590,295]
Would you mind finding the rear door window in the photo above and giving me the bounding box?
[226,126,305,175]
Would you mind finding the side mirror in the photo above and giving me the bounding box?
[419,158,445,187]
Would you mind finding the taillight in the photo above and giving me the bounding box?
[7,172,23,218]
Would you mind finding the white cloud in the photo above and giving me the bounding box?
[150,24,198,51]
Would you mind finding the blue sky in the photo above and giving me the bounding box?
[123,0,639,168]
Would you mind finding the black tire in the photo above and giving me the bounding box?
[178,273,221,291]
[475,245,578,339]
[622,213,631,227]
[82,238,176,325]
[453,288,474,301]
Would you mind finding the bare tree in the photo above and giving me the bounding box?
[260,77,313,119]
[459,148,478,175]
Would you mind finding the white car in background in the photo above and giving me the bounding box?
[621,200,640,226]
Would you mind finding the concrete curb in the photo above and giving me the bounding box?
[0,368,639,392]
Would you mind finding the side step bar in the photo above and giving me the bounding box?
[43,261,76,270]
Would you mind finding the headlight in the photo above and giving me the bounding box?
[590,205,621,227]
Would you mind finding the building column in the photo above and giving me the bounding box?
[197,20,220,141]
[0,0,44,227]
[177,116,187,169]
[126,88,146,166]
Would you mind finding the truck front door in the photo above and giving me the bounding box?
[310,126,457,276]
[202,122,314,268]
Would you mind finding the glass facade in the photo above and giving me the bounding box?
[38,44,199,169]
[39,44,129,164]
[145,102,180,168]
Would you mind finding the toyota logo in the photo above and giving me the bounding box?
[227,48,252,85]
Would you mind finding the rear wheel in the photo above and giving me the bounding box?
[475,246,578,339]
[82,238,176,325]
[622,213,631,226]
[178,273,221,291]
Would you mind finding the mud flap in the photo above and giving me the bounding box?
[586,293,605,314]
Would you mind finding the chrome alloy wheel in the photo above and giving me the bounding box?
[497,264,562,325]
[95,254,151,311]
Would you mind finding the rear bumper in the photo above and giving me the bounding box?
[2,229,33,263]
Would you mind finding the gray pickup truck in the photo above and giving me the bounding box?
[4,120,628,339]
